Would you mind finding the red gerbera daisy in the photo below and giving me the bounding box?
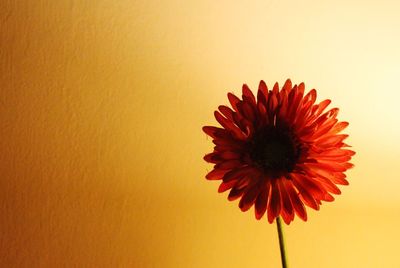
[203,79,354,224]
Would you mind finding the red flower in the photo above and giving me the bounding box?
[203,79,354,224]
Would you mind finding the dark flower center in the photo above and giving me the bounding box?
[249,127,299,174]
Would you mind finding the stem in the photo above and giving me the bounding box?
[276,217,288,268]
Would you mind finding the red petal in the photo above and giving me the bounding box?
[312,108,339,132]
[214,144,244,153]
[306,166,341,194]
[312,175,341,195]
[257,80,269,107]
[277,90,289,121]
[293,98,315,129]
[297,82,305,96]
[314,99,331,117]
[228,187,246,201]
[287,85,303,123]
[317,155,352,163]
[322,193,335,202]
[215,159,243,170]
[235,176,252,190]
[290,174,319,210]
[317,134,349,148]
[272,82,279,95]
[242,102,257,123]
[267,180,281,223]
[295,174,328,200]
[331,173,349,185]
[278,178,294,224]
[227,92,241,112]
[220,151,242,160]
[204,152,220,163]
[218,105,235,121]
[305,161,346,172]
[285,180,307,221]
[204,151,242,163]
[303,164,350,185]
[303,89,317,106]
[255,180,270,220]
[218,180,236,192]
[239,183,261,212]
[213,138,243,147]
[316,148,355,157]
[282,79,292,92]
[206,169,227,180]
[223,166,255,183]
[232,112,252,135]
[268,93,279,121]
[312,118,338,138]
[214,111,247,140]
[202,126,222,139]
[330,121,349,134]
[257,102,268,125]
[290,85,305,116]
[316,161,353,172]
[242,84,256,106]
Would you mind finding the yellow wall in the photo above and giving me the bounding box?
[1,0,399,267]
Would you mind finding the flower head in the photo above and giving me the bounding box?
[203,79,354,224]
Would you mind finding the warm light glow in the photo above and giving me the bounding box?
[1,0,400,267]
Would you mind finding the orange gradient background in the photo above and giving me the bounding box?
[1,1,400,267]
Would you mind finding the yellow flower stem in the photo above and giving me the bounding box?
[276,216,288,268]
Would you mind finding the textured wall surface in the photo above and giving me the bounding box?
[1,0,400,267]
